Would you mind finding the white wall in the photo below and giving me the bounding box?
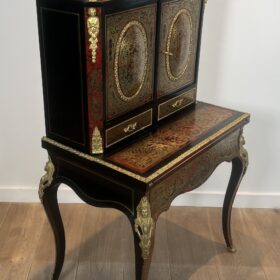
[0,0,280,207]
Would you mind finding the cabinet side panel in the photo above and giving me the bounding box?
[38,7,87,149]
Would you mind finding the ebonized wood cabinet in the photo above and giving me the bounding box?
[36,0,205,154]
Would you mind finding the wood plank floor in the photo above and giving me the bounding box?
[0,203,279,280]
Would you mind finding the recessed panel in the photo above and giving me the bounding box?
[157,0,202,98]
[106,5,157,120]
[115,21,148,102]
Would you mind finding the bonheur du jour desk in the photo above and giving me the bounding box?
[39,102,249,280]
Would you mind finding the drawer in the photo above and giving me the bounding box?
[106,109,153,147]
[158,88,196,120]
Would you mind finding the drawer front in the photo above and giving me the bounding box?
[106,109,152,147]
[157,0,202,98]
[158,88,196,120]
[105,5,157,121]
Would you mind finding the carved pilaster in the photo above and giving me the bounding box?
[39,157,55,201]
[134,197,155,260]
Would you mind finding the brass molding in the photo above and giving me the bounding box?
[166,9,193,81]
[239,133,249,170]
[38,157,55,201]
[87,8,100,63]
[114,20,148,102]
[92,126,103,154]
[134,197,155,259]
[42,113,250,183]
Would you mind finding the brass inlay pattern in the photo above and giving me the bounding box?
[135,197,155,259]
[87,8,100,63]
[91,126,103,154]
[114,20,148,102]
[157,0,201,97]
[39,157,55,201]
[158,88,196,120]
[42,113,249,183]
[166,9,193,81]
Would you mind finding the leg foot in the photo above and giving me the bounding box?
[222,157,246,252]
[42,183,65,280]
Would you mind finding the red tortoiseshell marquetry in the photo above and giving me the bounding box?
[108,103,236,174]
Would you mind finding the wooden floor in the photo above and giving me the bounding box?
[0,203,279,280]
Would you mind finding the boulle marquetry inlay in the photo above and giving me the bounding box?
[42,107,249,183]
[166,8,192,81]
[109,104,235,174]
[114,20,148,102]
[157,0,202,97]
[106,5,156,120]
[149,130,240,219]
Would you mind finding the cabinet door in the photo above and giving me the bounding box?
[157,0,202,98]
[106,5,157,120]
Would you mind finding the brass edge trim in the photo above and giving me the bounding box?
[166,8,193,81]
[158,88,196,121]
[42,136,148,182]
[114,20,148,102]
[105,109,153,148]
[42,113,250,183]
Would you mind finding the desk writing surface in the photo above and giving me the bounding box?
[42,102,249,184]
[107,102,249,175]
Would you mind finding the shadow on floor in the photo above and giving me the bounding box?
[29,209,265,280]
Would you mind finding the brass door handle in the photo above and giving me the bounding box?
[123,122,137,133]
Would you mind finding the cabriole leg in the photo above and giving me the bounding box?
[132,196,156,280]
[39,157,65,280]
[222,134,248,252]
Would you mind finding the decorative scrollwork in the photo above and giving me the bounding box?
[134,197,155,260]
[39,157,55,201]
[87,8,100,63]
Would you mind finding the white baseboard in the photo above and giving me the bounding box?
[0,185,279,208]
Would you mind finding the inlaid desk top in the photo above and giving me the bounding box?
[42,102,250,186]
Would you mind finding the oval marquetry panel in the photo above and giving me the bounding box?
[114,20,148,102]
[166,9,192,81]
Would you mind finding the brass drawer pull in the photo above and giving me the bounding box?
[123,122,138,133]
[171,98,184,109]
